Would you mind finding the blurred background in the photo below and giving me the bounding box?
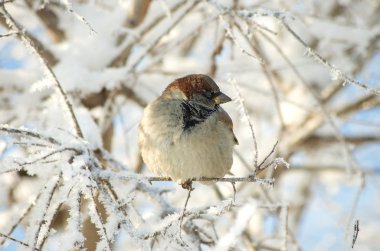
[0,0,379,250]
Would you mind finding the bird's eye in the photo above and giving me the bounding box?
[204,91,213,99]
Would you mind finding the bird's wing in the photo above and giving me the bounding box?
[216,108,239,145]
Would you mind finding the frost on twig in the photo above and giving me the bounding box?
[229,77,259,170]
[0,3,84,138]
[352,219,359,248]
[276,17,380,96]
[2,0,376,250]
[0,125,277,250]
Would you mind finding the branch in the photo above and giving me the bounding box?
[147,175,275,186]
[0,186,44,245]
[126,0,200,72]
[0,30,17,37]
[276,17,380,96]
[0,125,60,145]
[31,173,62,250]
[252,22,358,173]
[0,3,84,138]
[229,77,259,172]
[352,220,359,248]
[0,232,41,251]
[208,1,380,96]
[15,147,81,167]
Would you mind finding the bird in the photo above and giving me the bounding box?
[138,74,238,186]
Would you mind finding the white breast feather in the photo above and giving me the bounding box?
[138,100,234,182]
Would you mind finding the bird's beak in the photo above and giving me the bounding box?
[213,92,232,104]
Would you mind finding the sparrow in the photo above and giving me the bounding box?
[138,74,238,184]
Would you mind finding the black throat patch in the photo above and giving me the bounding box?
[181,101,217,131]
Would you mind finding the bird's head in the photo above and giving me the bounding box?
[162,74,232,107]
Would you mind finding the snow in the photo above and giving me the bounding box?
[213,201,257,251]
[0,0,379,250]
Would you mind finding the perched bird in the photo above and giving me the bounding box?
[138,74,238,184]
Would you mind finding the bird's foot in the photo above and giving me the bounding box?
[181,179,193,191]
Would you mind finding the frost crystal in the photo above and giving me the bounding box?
[30,77,53,92]
[330,68,342,81]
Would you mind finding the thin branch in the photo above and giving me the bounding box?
[0,232,41,251]
[209,1,379,96]
[0,30,17,37]
[180,182,194,238]
[280,205,289,251]
[87,187,113,251]
[258,141,278,168]
[15,147,81,166]
[0,183,45,245]
[109,0,187,66]
[37,181,78,250]
[0,4,84,138]
[345,173,365,239]
[254,27,358,173]
[32,172,62,250]
[352,220,359,248]
[231,182,236,202]
[276,17,380,96]
[209,23,225,77]
[127,0,200,72]
[64,3,96,34]
[147,175,274,186]
[219,14,263,63]
[229,77,259,171]
[227,18,286,130]
[0,125,60,145]
[289,166,380,175]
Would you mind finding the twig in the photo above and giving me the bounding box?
[180,181,194,239]
[258,141,278,168]
[255,28,358,173]
[210,1,379,95]
[231,182,236,202]
[246,33,286,130]
[140,199,235,241]
[281,205,289,251]
[31,172,62,250]
[139,14,219,74]
[209,24,225,77]
[229,77,259,171]
[109,0,187,66]
[0,30,17,37]
[147,175,274,185]
[37,181,78,250]
[345,173,365,239]
[0,232,41,251]
[0,184,45,245]
[127,0,200,72]
[276,17,380,96]
[64,2,97,34]
[352,220,359,248]
[0,125,60,145]
[0,4,84,138]
[86,185,113,251]
[15,147,81,166]
[219,14,263,64]
[229,19,286,130]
